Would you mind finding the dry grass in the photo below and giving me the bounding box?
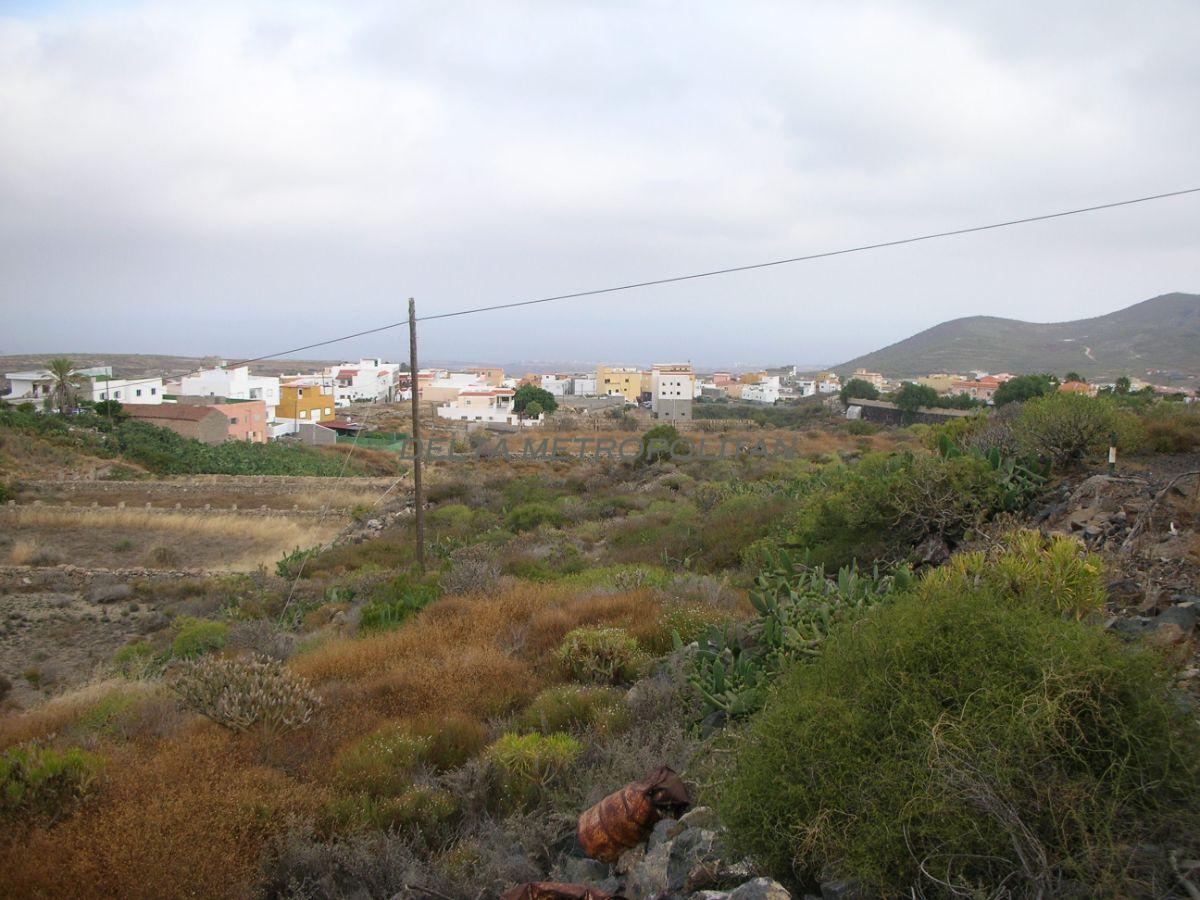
[0,722,319,899]
[0,507,342,571]
[0,678,177,750]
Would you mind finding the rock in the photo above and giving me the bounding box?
[622,840,670,900]
[699,709,728,738]
[819,881,863,900]
[677,806,720,832]
[1105,616,1153,640]
[668,828,723,893]
[1154,604,1200,634]
[553,856,611,885]
[88,582,132,604]
[728,878,792,899]
[691,892,731,900]
[647,817,679,850]
[614,845,645,876]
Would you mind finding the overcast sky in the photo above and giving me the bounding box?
[1,0,1197,369]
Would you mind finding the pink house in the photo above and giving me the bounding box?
[207,399,268,443]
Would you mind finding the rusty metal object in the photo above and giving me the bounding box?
[576,765,691,863]
[499,883,619,900]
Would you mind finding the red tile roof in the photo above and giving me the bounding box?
[122,404,221,422]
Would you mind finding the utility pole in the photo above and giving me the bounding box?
[408,298,425,573]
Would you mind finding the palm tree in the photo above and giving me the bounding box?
[46,357,80,413]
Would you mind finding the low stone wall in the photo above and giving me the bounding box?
[3,500,335,518]
[19,475,395,495]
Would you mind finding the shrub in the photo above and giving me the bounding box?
[275,545,320,579]
[483,731,581,812]
[555,626,649,684]
[1014,393,1117,467]
[440,545,501,595]
[359,576,440,632]
[993,373,1056,406]
[113,640,157,675]
[0,744,104,827]
[174,654,320,739]
[636,601,732,655]
[169,616,228,659]
[149,545,180,567]
[504,501,566,532]
[335,725,431,795]
[920,529,1105,619]
[719,584,1200,896]
[639,424,683,464]
[409,712,489,770]
[1141,402,1200,453]
[515,685,628,736]
[322,785,460,836]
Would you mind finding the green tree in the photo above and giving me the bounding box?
[1064,371,1085,383]
[893,382,939,413]
[524,400,544,418]
[993,373,1055,406]
[639,423,684,464]
[1114,376,1131,395]
[513,384,557,415]
[839,378,879,403]
[46,358,80,413]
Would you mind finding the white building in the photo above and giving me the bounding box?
[324,358,403,405]
[651,366,694,421]
[573,376,597,396]
[3,365,113,403]
[540,375,574,398]
[817,373,842,394]
[435,388,543,427]
[741,376,782,404]
[180,366,281,422]
[88,374,165,405]
[794,379,817,398]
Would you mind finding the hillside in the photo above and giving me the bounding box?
[835,292,1200,383]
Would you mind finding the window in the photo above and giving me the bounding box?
[113,390,121,399]
[150,387,157,395]
[299,410,307,418]
[136,389,143,397]
[229,417,239,424]
[324,408,332,416]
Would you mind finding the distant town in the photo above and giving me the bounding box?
[3,357,1194,448]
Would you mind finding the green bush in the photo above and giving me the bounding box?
[719,581,1200,896]
[483,731,581,812]
[113,640,156,675]
[169,616,228,659]
[322,785,460,836]
[515,685,628,736]
[639,424,684,464]
[335,725,431,795]
[358,576,440,632]
[0,744,104,826]
[642,601,732,655]
[1141,402,1200,453]
[505,501,566,532]
[555,626,649,684]
[1013,393,1119,467]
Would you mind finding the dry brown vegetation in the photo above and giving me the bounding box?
[1,507,342,571]
[0,583,676,898]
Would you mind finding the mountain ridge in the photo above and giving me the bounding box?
[834,292,1200,383]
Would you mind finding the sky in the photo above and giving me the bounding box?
[1,0,1197,370]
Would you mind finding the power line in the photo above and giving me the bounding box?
[63,184,1200,391]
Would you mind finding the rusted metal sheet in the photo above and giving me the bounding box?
[576,765,691,863]
[499,883,619,900]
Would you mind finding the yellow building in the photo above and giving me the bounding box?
[916,373,963,394]
[277,382,335,424]
[596,365,644,403]
[467,367,505,387]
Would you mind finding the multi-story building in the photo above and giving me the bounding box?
[3,364,117,404]
[540,374,574,398]
[951,375,1002,403]
[816,372,842,393]
[741,376,782,404]
[650,363,694,421]
[852,368,887,390]
[572,376,597,396]
[181,366,280,422]
[324,358,402,405]
[596,365,643,404]
[87,373,165,405]
[435,388,542,427]
[276,380,336,434]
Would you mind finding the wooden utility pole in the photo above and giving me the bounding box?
[408,297,425,573]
